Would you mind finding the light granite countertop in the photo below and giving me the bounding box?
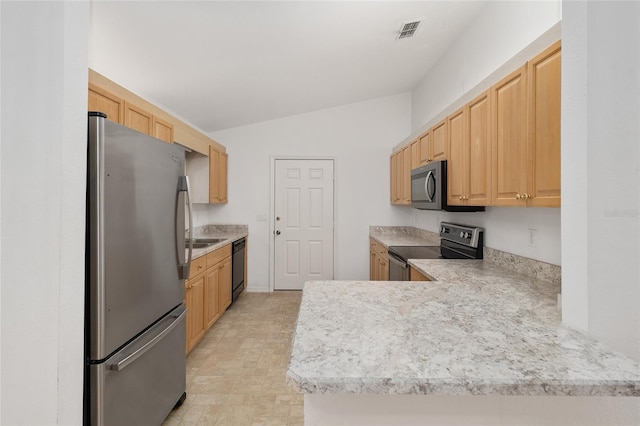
[286,261,640,397]
[369,226,440,247]
[185,224,247,259]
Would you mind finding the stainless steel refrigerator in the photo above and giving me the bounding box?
[85,112,192,425]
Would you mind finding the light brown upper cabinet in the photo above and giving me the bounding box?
[448,91,492,206]
[395,149,404,204]
[446,106,468,206]
[410,140,420,170]
[418,131,430,165]
[88,83,124,124]
[152,116,174,143]
[467,91,492,205]
[390,149,405,205]
[389,41,560,209]
[491,64,529,206]
[491,42,561,207]
[527,41,561,207]
[390,154,397,203]
[124,101,153,136]
[402,145,412,204]
[431,119,448,161]
[209,147,228,204]
[417,121,448,165]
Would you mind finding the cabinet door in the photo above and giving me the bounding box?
[219,152,228,203]
[389,155,397,204]
[431,120,448,161]
[402,145,412,204]
[467,90,492,205]
[185,274,205,353]
[124,101,153,135]
[410,140,420,170]
[370,240,378,280]
[209,148,221,203]
[447,107,467,206]
[394,150,404,204]
[419,131,431,164]
[88,83,124,124]
[209,148,228,204]
[218,256,232,313]
[152,116,174,143]
[380,255,389,281]
[410,267,430,281]
[492,65,528,206]
[204,267,220,329]
[528,41,561,207]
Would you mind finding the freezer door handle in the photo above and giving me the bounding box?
[178,175,193,279]
[106,308,186,372]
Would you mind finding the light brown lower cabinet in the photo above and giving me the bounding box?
[369,238,389,280]
[185,244,233,354]
[410,267,431,282]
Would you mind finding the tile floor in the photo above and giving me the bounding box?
[163,291,304,426]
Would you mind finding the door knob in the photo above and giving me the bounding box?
[276,216,281,221]
[275,230,281,235]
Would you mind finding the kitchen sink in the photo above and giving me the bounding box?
[192,238,226,244]
[185,238,226,249]
[186,242,214,249]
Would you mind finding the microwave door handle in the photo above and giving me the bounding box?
[425,171,435,202]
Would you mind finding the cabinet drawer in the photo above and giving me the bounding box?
[207,244,232,269]
[188,255,207,279]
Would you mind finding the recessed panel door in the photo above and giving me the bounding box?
[274,159,334,290]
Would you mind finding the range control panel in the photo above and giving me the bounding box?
[439,222,484,248]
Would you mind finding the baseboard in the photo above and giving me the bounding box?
[246,283,270,293]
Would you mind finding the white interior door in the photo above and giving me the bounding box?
[274,159,334,290]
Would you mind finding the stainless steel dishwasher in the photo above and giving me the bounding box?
[232,238,246,302]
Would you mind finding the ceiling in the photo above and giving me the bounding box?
[89,1,486,132]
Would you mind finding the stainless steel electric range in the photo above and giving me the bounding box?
[387,222,484,281]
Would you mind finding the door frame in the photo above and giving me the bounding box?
[269,156,337,292]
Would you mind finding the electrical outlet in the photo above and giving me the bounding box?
[528,229,537,247]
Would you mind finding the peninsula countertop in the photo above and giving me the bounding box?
[286,260,640,397]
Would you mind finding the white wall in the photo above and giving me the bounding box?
[562,1,640,360]
[210,94,412,291]
[407,1,562,265]
[411,1,562,131]
[0,2,89,424]
[306,394,640,426]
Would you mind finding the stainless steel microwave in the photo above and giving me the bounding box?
[410,160,484,212]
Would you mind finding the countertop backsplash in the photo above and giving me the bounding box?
[370,225,561,287]
[187,224,248,238]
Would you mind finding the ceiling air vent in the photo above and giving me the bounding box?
[397,21,421,40]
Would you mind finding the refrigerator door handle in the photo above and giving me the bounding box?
[106,308,186,372]
[178,175,193,279]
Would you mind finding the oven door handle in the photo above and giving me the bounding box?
[388,252,409,268]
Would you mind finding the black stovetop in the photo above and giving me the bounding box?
[387,245,443,261]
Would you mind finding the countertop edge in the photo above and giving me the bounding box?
[285,373,640,397]
[189,232,248,260]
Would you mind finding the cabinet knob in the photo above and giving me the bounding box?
[515,193,522,200]
[459,196,464,201]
